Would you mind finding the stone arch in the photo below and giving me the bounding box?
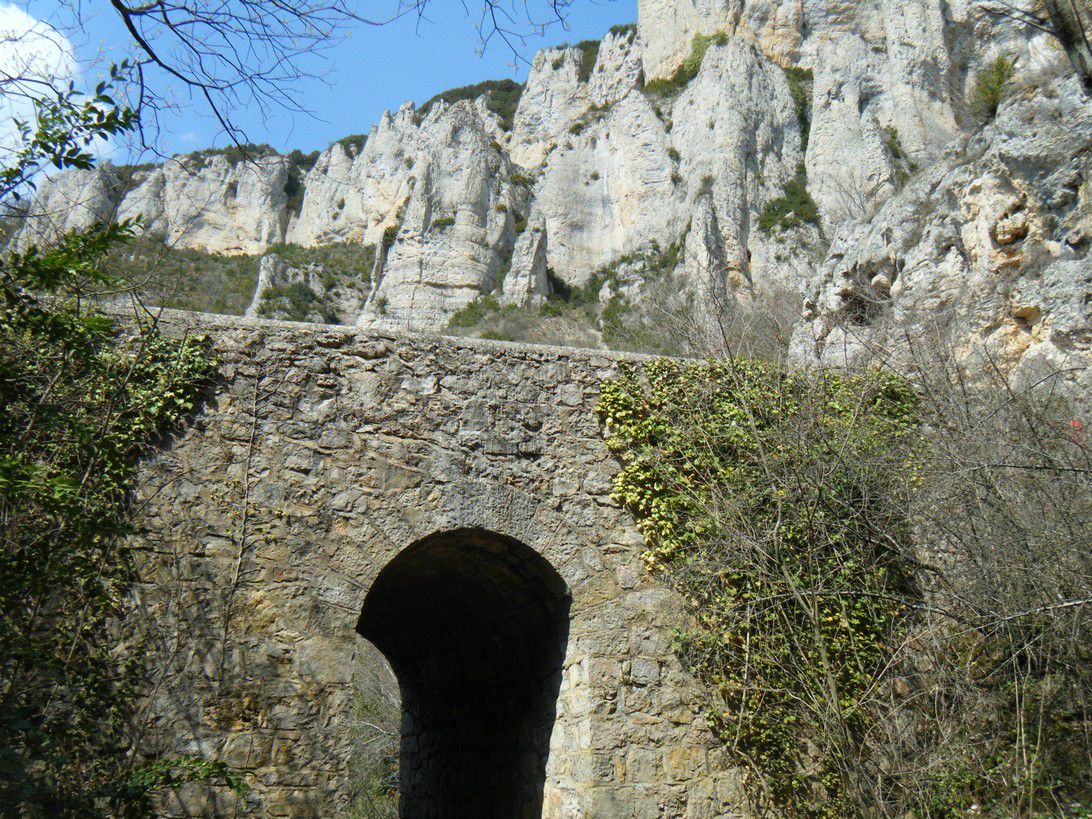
[357,527,571,818]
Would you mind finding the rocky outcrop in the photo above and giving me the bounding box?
[501,34,805,308]
[791,75,1091,404]
[10,0,1087,375]
[118,154,290,254]
[355,101,523,329]
[12,165,123,248]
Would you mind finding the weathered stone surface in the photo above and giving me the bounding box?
[12,165,122,248]
[358,102,522,329]
[119,154,290,253]
[791,74,1092,407]
[129,310,742,817]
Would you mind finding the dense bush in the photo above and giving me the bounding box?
[419,78,525,131]
[608,22,637,38]
[598,350,1091,815]
[0,222,225,813]
[284,149,320,215]
[758,163,820,234]
[336,133,368,156]
[574,39,601,83]
[599,360,920,814]
[104,237,263,315]
[970,55,1015,122]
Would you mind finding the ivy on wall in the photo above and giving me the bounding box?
[598,358,920,815]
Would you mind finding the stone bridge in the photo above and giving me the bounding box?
[130,312,741,817]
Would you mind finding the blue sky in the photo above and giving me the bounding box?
[16,0,637,159]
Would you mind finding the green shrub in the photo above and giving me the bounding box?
[444,232,689,352]
[598,360,920,814]
[185,142,278,168]
[448,294,501,327]
[103,237,263,315]
[608,22,636,38]
[970,55,1015,122]
[419,78,525,131]
[0,222,223,813]
[569,101,614,136]
[283,149,319,215]
[430,215,455,231]
[782,66,813,151]
[644,31,727,96]
[266,242,375,281]
[510,172,535,187]
[574,39,601,83]
[880,125,918,186]
[111,162,158,198]
[758,164,820,234]
[336,133,368,155]
[257,280,322,322]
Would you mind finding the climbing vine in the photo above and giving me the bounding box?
[0,220,222,812]
[598,358,920,815]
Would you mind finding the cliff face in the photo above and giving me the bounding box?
[791,73,1092,401]
[11,0,1089,395]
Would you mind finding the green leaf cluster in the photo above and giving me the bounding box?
[1,62,138,204]
[598,359,920,814]
[0,221,218,813]
[644,31,728,96]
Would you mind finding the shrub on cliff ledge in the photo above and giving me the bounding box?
[758,164,820,234]
[644,31,728,96]
[970,55,1015,122]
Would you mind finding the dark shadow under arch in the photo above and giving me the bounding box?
[357,528,571,819]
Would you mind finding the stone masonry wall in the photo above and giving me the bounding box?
[127,311,744,817]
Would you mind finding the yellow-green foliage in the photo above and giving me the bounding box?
[971,55,1015,122]
[598,359,920,814]
[644,31,728,96]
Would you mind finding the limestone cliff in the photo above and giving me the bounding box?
[9,0,1089,396]
[791,73,1091,402]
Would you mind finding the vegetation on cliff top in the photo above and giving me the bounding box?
[644,31,728,96]
[419,78,525,131]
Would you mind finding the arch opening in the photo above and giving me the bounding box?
[357,528,570,818]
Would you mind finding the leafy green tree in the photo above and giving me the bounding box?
[0,72,233,814]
